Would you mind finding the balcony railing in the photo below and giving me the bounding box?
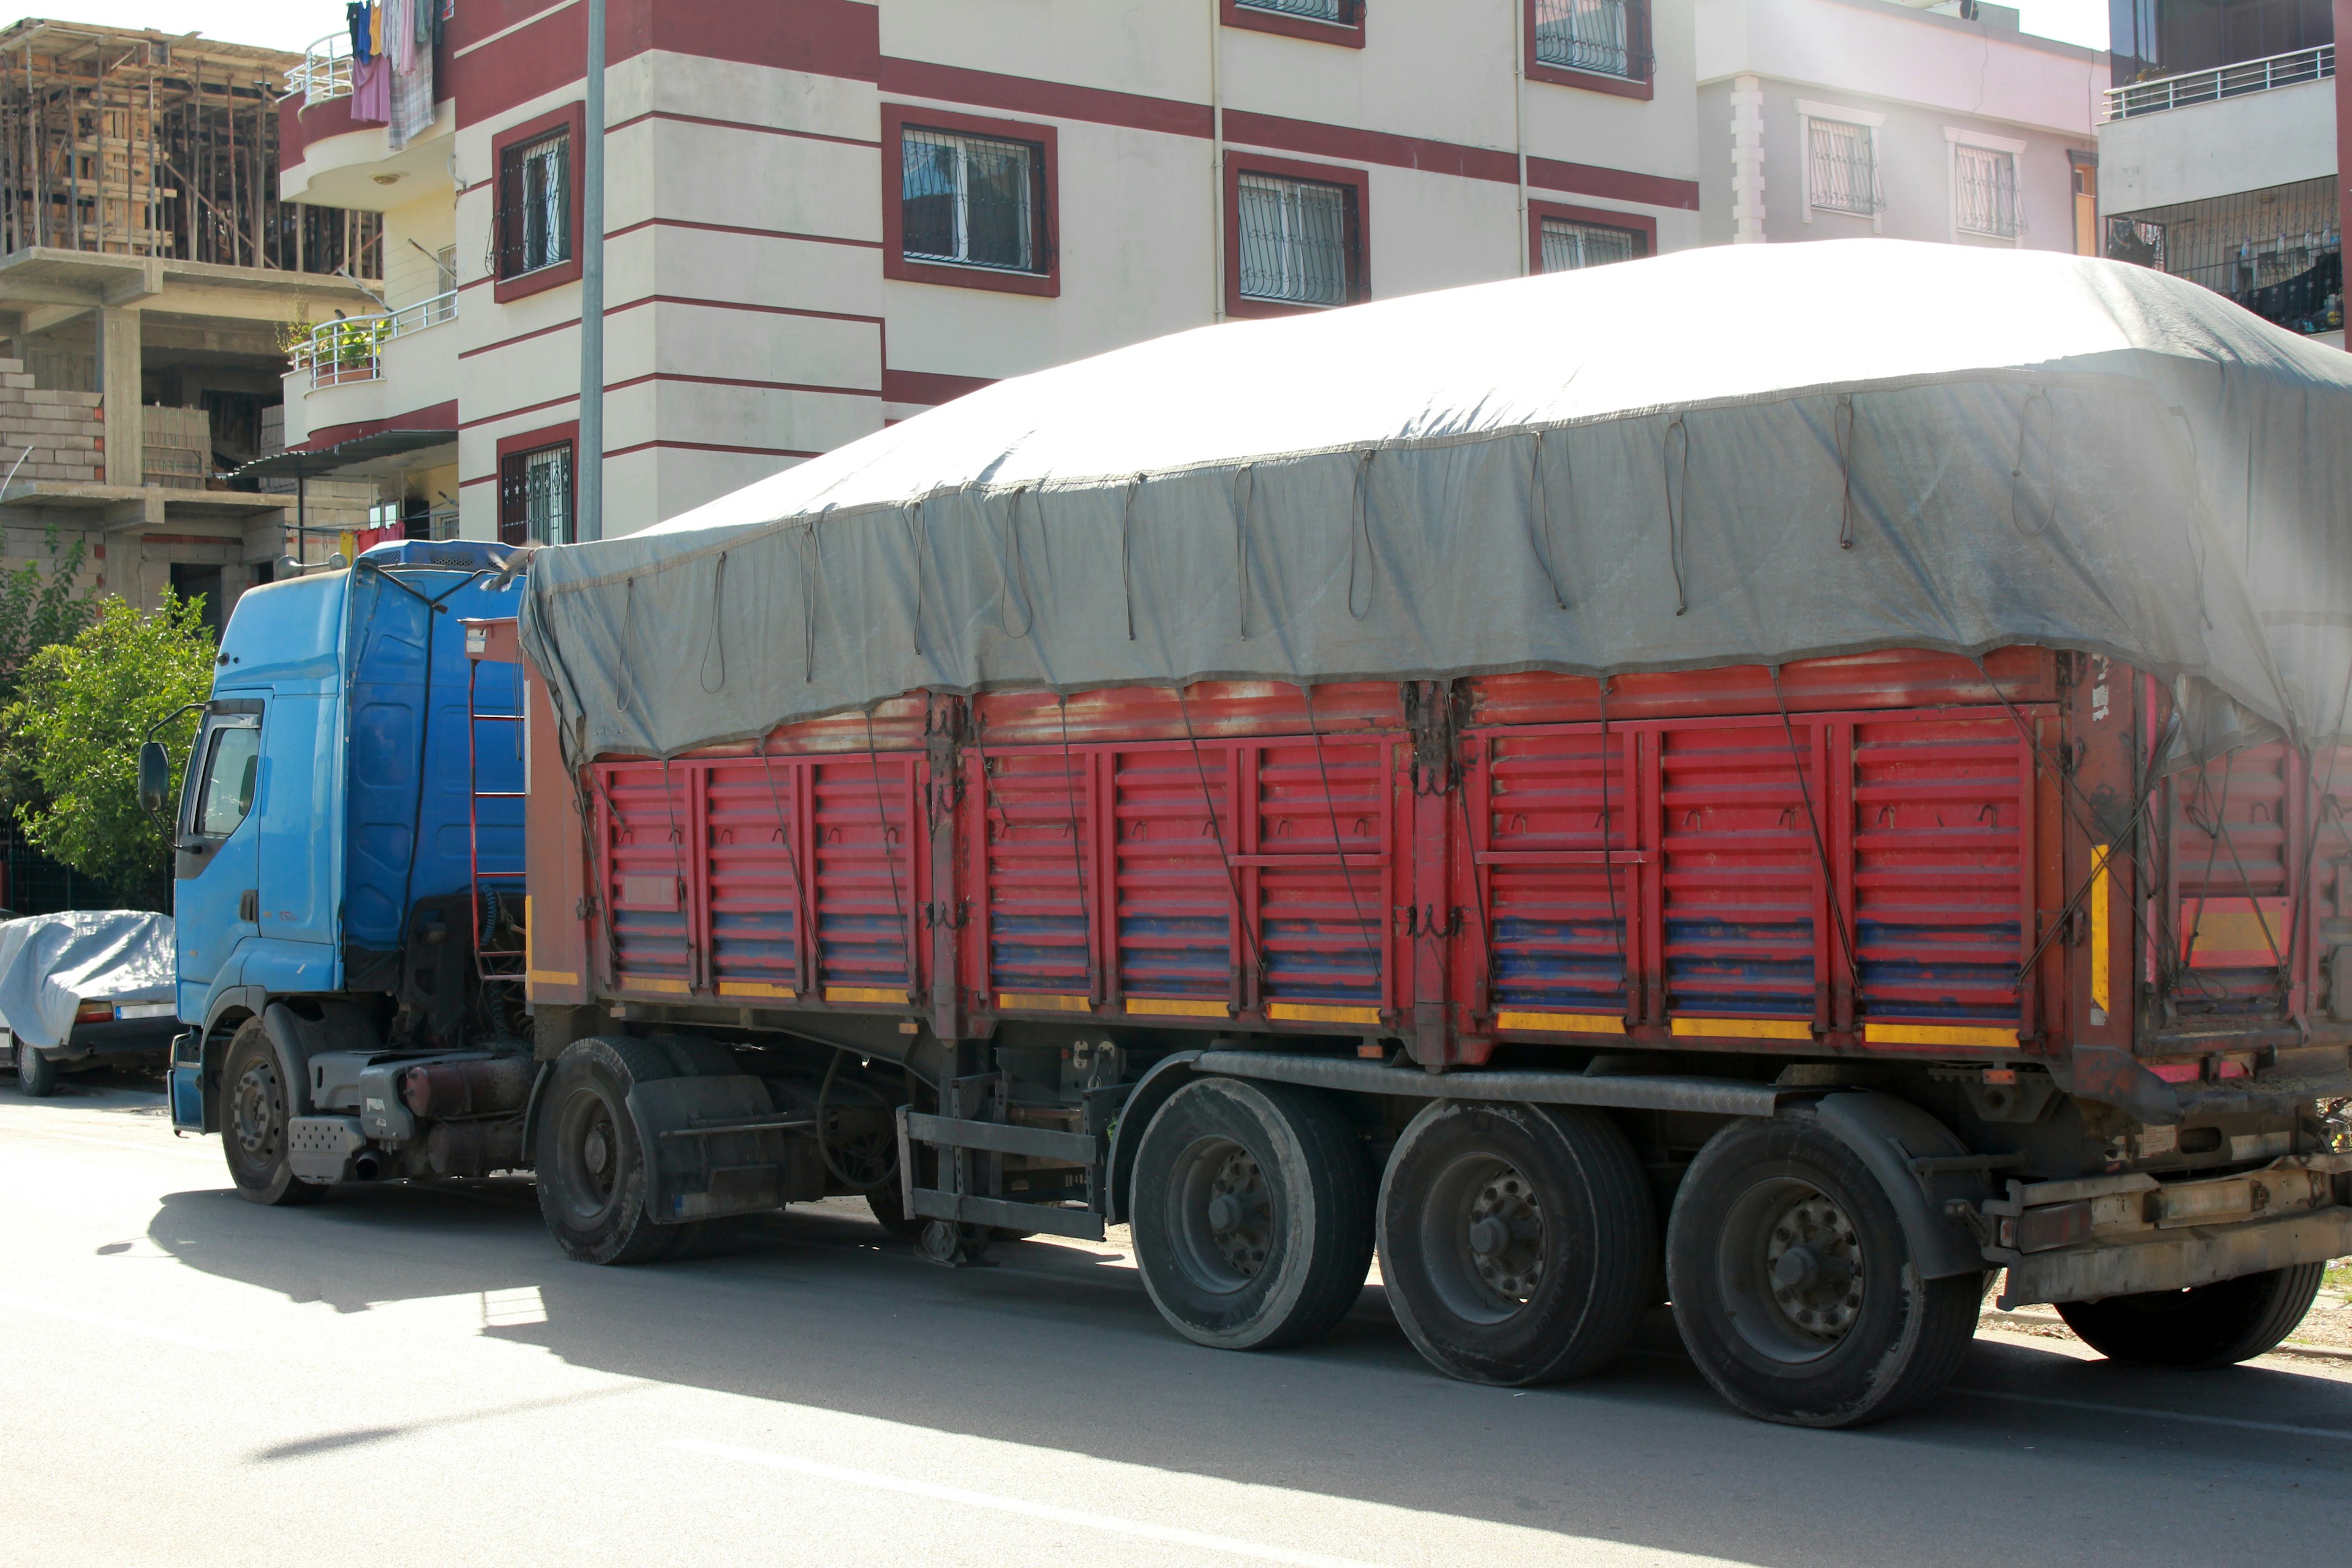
[290,290,458,391]
[1532,0,1650,82]
[288,31,353,107]
[2103,43,2333,120]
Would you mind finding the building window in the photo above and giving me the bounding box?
[1237,0,1349,21]
[901,127,1046,274]
[499,440,573,546]
[496,130,571,279]
[1954,145,2023,239]
[1807,119,1879,217]
[1539,217,1642,271]
[1530,0,1648,81]
[1236,173,1360,307]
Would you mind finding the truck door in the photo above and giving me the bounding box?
[173,702,264,1013]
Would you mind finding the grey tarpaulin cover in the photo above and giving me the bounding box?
[0,911,173,1049]
[520,239,2352,766]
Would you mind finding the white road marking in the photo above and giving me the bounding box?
[0,1289,246,1352]
[1952,1386,2352,1441]
[669,1438,1394,1568]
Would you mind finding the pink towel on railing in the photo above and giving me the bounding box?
[350,55,390,124]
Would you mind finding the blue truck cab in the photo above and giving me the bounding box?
[166,539,532,1203]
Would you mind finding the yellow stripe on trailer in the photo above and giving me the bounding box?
[717,981,796,1000]
[2090,842,2112,1020]
[1267,1002,1382,1026]
[1125,997,1229,1018]
[1670,1016,1813,1041]
[1862,1022,2019,1050]
[824,986,906,1005]
[1495,1011,1626,1036]
[999,993,1091,1012]
[625,978,690,995]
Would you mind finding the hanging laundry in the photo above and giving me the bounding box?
[350,53,391,123]
[346,1,371,63]
[386,0,413,75]
[370,1,383,60]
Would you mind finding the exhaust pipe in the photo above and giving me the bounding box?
[351,1152,385,1182]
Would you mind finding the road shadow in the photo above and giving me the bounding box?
[144,1175,2352,1568]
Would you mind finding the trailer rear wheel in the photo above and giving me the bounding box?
[1378,1100,1654,1385]
[2056,1264,2326,1368]
[1667,1115,1978,1427]
[220,1019,322,1207]
[535,1038,687,1266]
[1131,1077,1373,1351]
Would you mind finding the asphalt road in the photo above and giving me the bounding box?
[6,1077,2349,1568]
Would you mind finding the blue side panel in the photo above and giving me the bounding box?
[255,693,339,957]
[342,565,528,956]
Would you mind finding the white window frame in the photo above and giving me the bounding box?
[1795,100,1885,233]
[1944,127,2029,247]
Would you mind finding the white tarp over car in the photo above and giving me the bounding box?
[518,239,2352,768]
[0,910,174,1048]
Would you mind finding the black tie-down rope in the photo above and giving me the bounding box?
[1298,683,1384,998]
[1233,464,1256,641]
[862,706,914,998]
[1346,450,1376,621]
[1176,685,1267,1000]
[1529,429,1569,610]
[1120,474,1143,642]
[755,737,816,994]
[1663,415,1690,615]
[1832,394,1856,550]
[1770,668,1859,1017]
[697,549,728,694]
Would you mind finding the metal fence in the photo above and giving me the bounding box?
[288,289,458,390]
[2106,176,2343,335]
[2103,43,2332,120]
[1539,218,1639,272]
[1237,173,1355,306]
[1806,119,1877,217]
[289,31,353,107]
[902,127,1042,272]
[1953,147,2022,239]
[1235,0,1349,18]
[1532,0,1646,80]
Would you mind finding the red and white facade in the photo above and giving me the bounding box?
[276,0,1703,543]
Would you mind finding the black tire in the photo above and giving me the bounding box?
[1667,1114,1980,1428]
[864,1183,925,1240]
[1130,1077,1374,1351]
[535,1036,689,1265]
[1378,1099,1656,1385]
[219,1019,323,1207]
[14,1039,58,1098]
[2057,1264,2326,1368]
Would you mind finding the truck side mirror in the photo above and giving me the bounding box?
[138,741,172,818]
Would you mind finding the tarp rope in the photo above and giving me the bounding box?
[1175,684,1266,997]
[1529,429,1568,609]
[1300,682,1384,997]
[861,706,914,998]
[1055,693,1099,1002]
[755,738,816,993]
[1770,667,1859,1005]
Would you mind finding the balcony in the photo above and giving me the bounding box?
[288,31,353,108]
[289,289,457,392]
[2103,44,2333,121]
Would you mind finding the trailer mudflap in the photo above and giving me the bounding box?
[625,1074,815,1224]
[897,1107,1108,1242]
[1997,1205,2352,1309]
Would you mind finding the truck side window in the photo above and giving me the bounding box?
[197,725,262,837]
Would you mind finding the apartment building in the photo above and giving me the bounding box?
[273,0,1705,546]
[1694,0,2103,253]
[2099,0,2340,346]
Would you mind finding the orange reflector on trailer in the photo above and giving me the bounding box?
[1861,1022,2019,1050]
[1495,1011,1626,1035]
[1670,1016,1813,1040]
[717,981,796,1000]
[1125,998,1228,1018]
[998,993,1090,1012]
[824,987,905,1005]
[1267,1002,1382,1026]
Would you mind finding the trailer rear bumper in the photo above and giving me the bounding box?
[1997,1206,2352,1309]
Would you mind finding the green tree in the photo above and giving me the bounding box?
[4,593,212,900]
[0,523,90,707]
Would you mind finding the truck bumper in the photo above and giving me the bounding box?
[1998,1205,2352,1309]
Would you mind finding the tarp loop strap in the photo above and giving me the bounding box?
[1300,682,1384,986]
[1121,474,1142,642]
[1529,429,1568,609]
[1055,693,1099,1001]
[1175,684,1266,994]
[1598,676,1631,1020]
[903,501,925,657]
[1833,395,1856,550]
[799,515,821,684]
[616,576,639,715]
[1000,486,1035,639]
[1770,667,1859,1011]
[755,737,815,993]
[697,551,728,695]
[2010,388,2054,538]
[862,706,914,998]
[1348,449,1376,621]
[1664,415,1689,616]
[1233,463,1255,641]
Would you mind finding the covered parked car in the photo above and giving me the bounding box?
[0,911,177,1097]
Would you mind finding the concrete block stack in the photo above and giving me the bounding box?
[0,357,103,487]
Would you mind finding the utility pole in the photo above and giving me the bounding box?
[577,0,606,540]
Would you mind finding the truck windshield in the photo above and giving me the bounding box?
[197,725,260,837]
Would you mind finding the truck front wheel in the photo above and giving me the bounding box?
[1378,1100,1655,1385]
[221,1019,322,1207]
[1666,1115,1979,1427]
[535,1038,689,1266]
[1131,1077,1373,1351]
[2057,1264,2324,1368]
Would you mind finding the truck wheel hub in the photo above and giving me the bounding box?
[1763,1191,1862,1340]
[1466,1166,1544,1302]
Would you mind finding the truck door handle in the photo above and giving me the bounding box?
[238,889,258,922]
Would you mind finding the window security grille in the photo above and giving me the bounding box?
[499,442,573,547]
[1807,119,1877,217]
[1539,218,1640,271]
[1532,0,1647,80]
[494,131,570,279]
[1954,146,2022,239]
[1237,0,1349,20]
[1237,173,1357,306]
[901,127,1044,272]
